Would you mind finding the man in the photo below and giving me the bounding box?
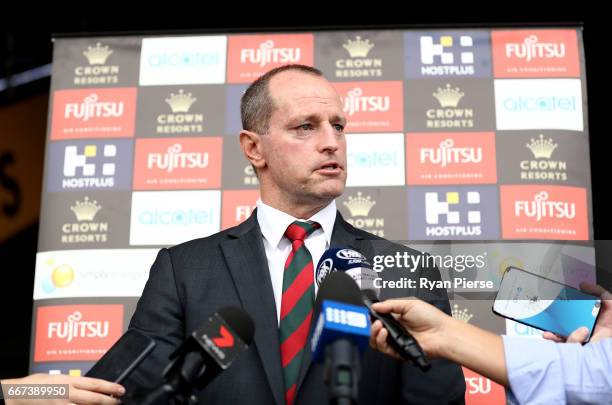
[124,64,465,404]
[369,282,612,404]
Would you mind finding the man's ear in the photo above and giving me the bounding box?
[239,130,266,170]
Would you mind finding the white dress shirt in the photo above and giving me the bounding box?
[256,199,337,325]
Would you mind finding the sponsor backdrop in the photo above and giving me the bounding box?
[35,28,593,404]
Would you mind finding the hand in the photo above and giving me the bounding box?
[1,373,125,405]
[543,282,612,343]
[369,297,452,359]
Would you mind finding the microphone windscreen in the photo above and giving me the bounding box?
[217,306,255,344]
[314,271,363,313]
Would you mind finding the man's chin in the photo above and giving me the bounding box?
[315,184,345,201]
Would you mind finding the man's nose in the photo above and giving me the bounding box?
[318,123,341,153]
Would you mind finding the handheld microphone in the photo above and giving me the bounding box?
[311,271,371,405]
[141,306,255,405]
[316,248,431,371]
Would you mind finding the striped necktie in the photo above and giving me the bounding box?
[279,220,320,405]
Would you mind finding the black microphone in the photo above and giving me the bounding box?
[311,271,370,405]
[141,306,255,405]
[316,248,431,371]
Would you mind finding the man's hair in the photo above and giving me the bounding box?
[240,64,323,134]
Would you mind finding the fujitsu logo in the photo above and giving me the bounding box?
[147,144,209,173]
[64,94,124,122]
[343,88,390,116]
[420,138,482,167]
[47,311,109,343]
[465,376,492,395]
[505,35,566,62]
[240,40,301,67]
[514,191,575,221]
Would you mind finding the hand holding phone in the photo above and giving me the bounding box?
[493,266,601,341]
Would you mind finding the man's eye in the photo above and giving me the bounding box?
[333,124,345,132]
[299,123,314,130]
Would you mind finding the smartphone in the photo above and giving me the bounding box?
[493,266,601,340]
[85,329,156,383]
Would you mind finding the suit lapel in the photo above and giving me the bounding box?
[294,211,369,394]
[220,211,284,405]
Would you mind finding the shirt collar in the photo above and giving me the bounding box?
[256,199,337,248]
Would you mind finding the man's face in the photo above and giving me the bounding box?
[259,71,347,207]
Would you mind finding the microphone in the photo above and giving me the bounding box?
[311,271,371,405]
[316,248,431,371]
[141,306,255,405]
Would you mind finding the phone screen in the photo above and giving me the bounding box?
[85,329,156,383]
[493,267,601,339]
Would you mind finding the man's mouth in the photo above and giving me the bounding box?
[316,162,343,175]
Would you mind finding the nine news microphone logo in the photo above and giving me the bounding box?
[194,313,247,369]
[311,300,370,362]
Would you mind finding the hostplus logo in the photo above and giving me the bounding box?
[425,191,482,237]
[62,144,117,189]
[420,35,474,76]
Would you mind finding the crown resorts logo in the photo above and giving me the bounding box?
[61,196,108,245]
[426,84,473,129]
[83,43,114,65]
[527,134,558,158]
[75,43,119,85]
[520,135,567,182]
[343,36,375,57]
[420,35,475,76]
[336,36,382,78]
[343,192,384,237]
[452,304,474,323]
[71,197,101,221]
[157,89,204,135]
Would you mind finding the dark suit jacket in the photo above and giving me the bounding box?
[124,211,466,404]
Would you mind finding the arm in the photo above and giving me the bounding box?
[371,298,612,403]
[503,336,612,404]
[370,298,508,386]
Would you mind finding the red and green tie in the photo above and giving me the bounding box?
[279,220,320,405]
